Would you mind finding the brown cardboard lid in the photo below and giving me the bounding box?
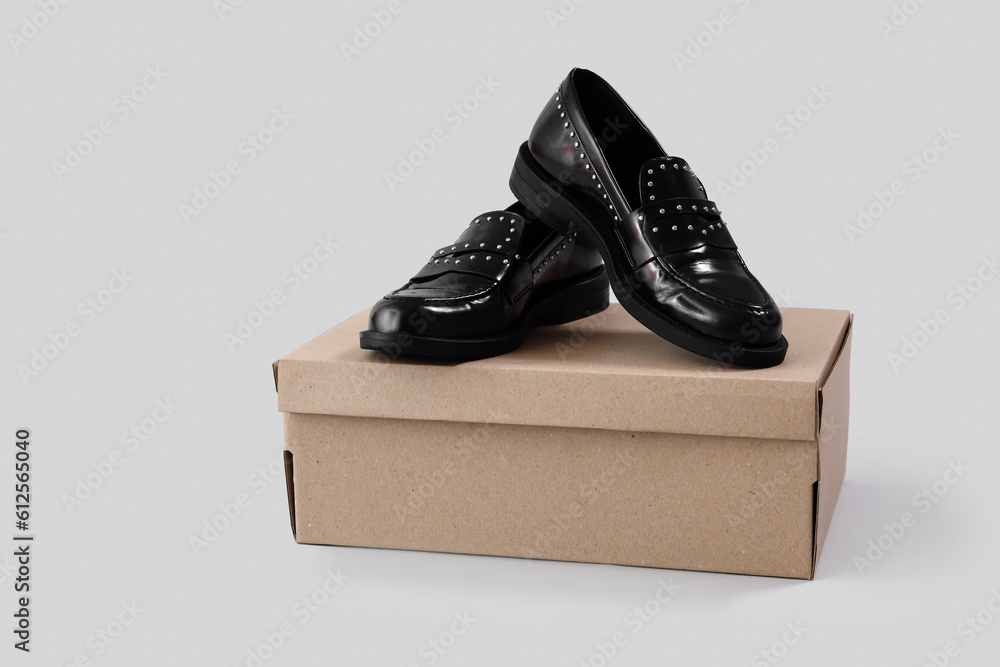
[275,305,851,441]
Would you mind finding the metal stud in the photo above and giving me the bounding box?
[687,225,693,230]
[480,243,486,248]
[652,227,658,232]
[500,216,505,221]
[701,229,707,235]
[486,256,492,261]
[503,259,509,264]
[564,122,570,128]
[586,164,592,170]
[660,164,667,170]
[455,260,461,264]
[569,131,575,137]
[560,112,565,117]
[543,260,548,266]
[691,205,697,211]
[464,243,470,248]
[561,244,566,249]
[659,208,666,214]
[676,205,683,211]
[471,255,476,260]
[505,237,511,242]
[580,153,585,159]
[671,225,678,231]
[497,244,502,249]
[650,195,656,200]
[434,259,439,264]
[648,169,654,175]
[592,174,597,180]
[515,254,520,259]
[647,181,653,186]
[487,216,492,221]
[451,246,457,250]
[574,142,580,148]
[638,215,644,221]
[673,164,679,170]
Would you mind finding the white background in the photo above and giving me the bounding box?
[3,0,1000,665]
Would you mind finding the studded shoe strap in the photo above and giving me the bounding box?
[411,211,533,301]
[627,198,737,255]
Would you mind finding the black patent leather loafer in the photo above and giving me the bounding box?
[360,203,609,359]
[509,68,788,368]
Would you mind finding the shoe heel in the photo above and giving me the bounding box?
[536,269,610,326]
[510,142,576,234]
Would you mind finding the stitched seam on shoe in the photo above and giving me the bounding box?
[386,283,497,303]
[739,253,778,310]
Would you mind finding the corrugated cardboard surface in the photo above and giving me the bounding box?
[813,321,853,571]
[276,307,851,441]
[285,414,818,578]
[276,307,852,578]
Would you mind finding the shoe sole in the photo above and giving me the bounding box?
[359,266,610,360]
[510,142,787,368]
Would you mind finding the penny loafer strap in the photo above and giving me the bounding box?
[627,197,738,256]
[411,211,533,302]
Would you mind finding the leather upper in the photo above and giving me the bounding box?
[368,203,603,339]
[527,68,782,345]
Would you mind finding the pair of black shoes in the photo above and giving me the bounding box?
[360,69,788,368]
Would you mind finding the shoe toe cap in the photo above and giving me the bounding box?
[639,255,784,346]
[367,298,410,334]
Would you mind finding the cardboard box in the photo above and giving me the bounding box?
[274,305,852,579]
